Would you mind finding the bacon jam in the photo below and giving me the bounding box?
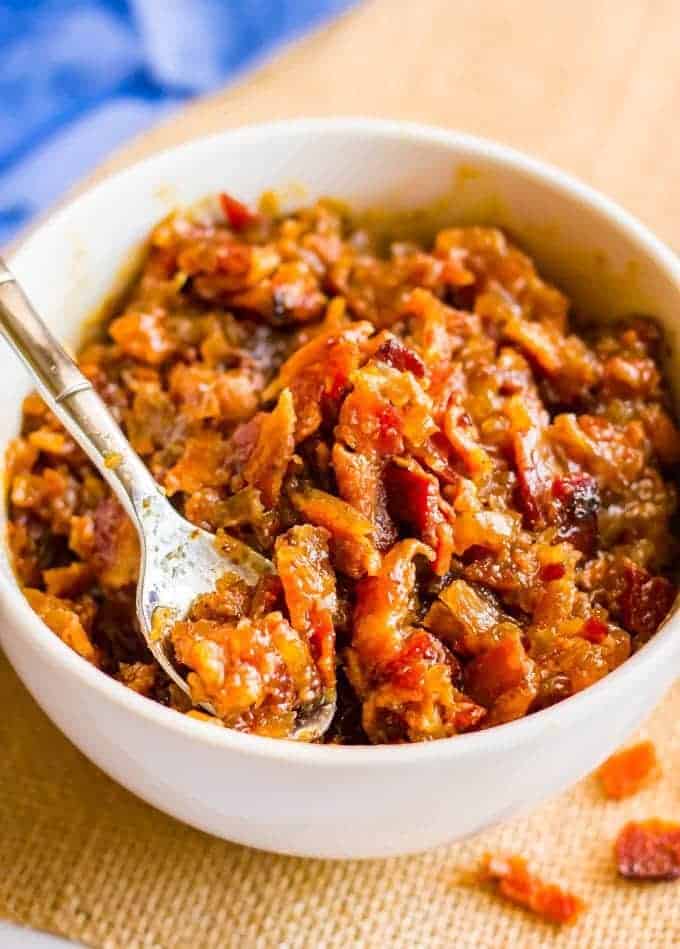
[6,194,680,742]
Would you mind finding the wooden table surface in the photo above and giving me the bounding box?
[96,0,680,249]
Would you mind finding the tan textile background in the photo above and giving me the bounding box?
[3,1,680,945]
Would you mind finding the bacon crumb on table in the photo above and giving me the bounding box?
[597,740,660,799]
[481,853,586,924]
[615,820,680,880]
[7,195,680,741]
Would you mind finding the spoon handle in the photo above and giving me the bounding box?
[0,258,161,525]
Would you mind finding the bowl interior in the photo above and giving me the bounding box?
[3,118,680,724]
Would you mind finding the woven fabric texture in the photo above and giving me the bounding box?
[1,649,679,948]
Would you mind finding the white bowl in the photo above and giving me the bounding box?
[2,119,680,860]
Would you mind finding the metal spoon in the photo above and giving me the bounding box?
[0,259,335,741]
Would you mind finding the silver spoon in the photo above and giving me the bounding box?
[0,259,335,741]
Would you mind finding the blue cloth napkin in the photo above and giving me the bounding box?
[0,0,356,244]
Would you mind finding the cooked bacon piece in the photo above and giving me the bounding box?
[616,820,680,880]
[109,308,176,365]
[181,237,280,299]
[552,473,600,556]
[262,322,373,402]
[91,498,139,589]
[332,443,397,550]
[27,428,73,457]
[481,854,585,925]
[384,460,441,544]
[219,191,258,231]
[275,525,337,688]
[619,561,676,641]
[10,466,77,534]
[443,402,491,480]
[243,388,296,508]
[24,588,99,664]
[168,364,260,423]
[464,629,538,726]
[597,740,660,799]
[290,487,380,578]
[383,458,454,574]
[336,362,437,456]
[504,315,563,373]
[290,337,365,443]
[352,539,434,669]
[505,392,558,529]
[402,288,468,367]
[355,628,485,743]
[216,257,326,325]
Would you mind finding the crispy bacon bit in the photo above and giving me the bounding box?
[619,562,676,641]
[243,388,296,508]
[169,364,259,423]
[220,192,258,231]
[481,853,586,925]
[615,820,680,880]
[263,322,373,402]
[374,336,426,377]
[598,741,660,799]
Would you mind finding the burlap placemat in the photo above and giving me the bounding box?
[1,646,678,948]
